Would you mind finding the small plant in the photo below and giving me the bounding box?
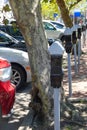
[65,125,73,130]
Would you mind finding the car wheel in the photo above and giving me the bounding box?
[11,64,26,89]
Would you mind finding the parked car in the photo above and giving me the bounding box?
[0,24,24,41]
[50,21,66,31]
[0,47,31,89]
[0,30,27,51]
[0,57,15,117]
[43,20,65,42]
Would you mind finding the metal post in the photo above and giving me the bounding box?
[78,39,81,68]
[54,88,60,130]
[73,44,78,73]
[67,53,72,97]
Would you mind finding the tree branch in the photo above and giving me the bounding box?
[69,0,82,10]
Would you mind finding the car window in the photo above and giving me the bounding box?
[51,22,64,29]
[0,27,6,32]
[0,33,12,42]
[43,22,56,30]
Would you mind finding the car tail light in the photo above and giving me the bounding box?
[0,58,12,82]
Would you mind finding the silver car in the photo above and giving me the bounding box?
[0,47,31,89]
[43,20,65,42]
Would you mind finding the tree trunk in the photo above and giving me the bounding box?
[9,0,53,126]
[56,0,73,28]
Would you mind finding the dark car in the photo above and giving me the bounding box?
[0,30,27,51]
[0,24,24,41]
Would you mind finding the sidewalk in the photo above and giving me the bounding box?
[18,44,87,130]
[63,44,87,98]
[1,42,87,130]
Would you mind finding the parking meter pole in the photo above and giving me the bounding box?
[71,26,78,74]
[64,28,72,97]
[78,39,81,68]
[48,41,64,130]
[67,48,72,97]
[82,24,86,47]
[67,53,72,97]
[73,44,78,73]
[54,88,60,130]
[77,26,82,68]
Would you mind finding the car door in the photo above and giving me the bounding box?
[43,21,61,39]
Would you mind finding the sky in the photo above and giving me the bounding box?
[0,0,12,23]
[0,0,8,9]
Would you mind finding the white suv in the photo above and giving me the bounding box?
[43,20,65,42]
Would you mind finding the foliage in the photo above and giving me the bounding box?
[41,0,86,20]
[41,0,60,20]
[2,4,11,12]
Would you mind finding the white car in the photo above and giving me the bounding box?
[43,20,65,42]
[0,47,31,89]
[50,21,66,31]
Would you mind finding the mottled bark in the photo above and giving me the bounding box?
[56,0,73,27]
[9,0,52,122]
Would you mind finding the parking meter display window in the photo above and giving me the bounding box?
[77,28,81,39]
[72,31,77,44]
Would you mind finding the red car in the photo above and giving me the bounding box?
[0,57,15,117]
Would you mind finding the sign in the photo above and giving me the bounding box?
[53,13,58,18]
[74,10,81,17]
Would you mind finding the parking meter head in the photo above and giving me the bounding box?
[51,55,64,88]
[64,28,73,53]
[48,41,64,88]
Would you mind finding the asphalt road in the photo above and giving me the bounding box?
[0,83,32,130]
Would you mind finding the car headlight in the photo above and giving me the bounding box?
[0,66,12,82]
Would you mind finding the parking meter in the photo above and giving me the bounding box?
[64,27,72,97]
[71,25,78,74]
[48,41,64,88]
[64,28,72,53]
[48,40,64,130]
[77,24,82,67]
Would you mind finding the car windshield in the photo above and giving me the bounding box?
[43,22,56,30]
